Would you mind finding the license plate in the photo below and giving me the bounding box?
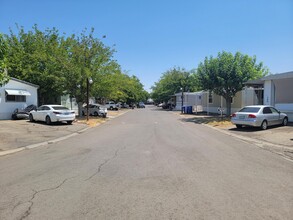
[239,115,245,119]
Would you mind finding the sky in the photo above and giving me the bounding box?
[1,0,293,91]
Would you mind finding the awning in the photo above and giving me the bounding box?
[5,89,31,96]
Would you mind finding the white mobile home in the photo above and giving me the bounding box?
[173,92,204,112]
[262,71,293,121]
[172,88,260,115]
[0,78,39,119]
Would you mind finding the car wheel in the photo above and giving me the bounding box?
[82,111,85,116]
[93,111,98,116]
[67,120,73,125]
[282,117,288,126]
[236,125,242,129]
[110,106,113,110]
[46,116,51,125]
[261,120,268,130]
[103,114,107,118]
[29,114,34,122]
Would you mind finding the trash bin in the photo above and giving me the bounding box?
[187,106,192,114]
[182,106,186,113]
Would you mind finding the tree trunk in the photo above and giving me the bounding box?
[78,102,83,117]
[225,97,232,116]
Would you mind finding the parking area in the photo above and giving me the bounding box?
[178,112,293,160]
[0,109,129,154]
[0,120,88,152]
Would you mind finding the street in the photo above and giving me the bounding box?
[0,106,292,220]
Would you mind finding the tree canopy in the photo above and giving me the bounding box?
[0,33,9,86]
[197,51,268,115]
[2,25,148,106]
[151,67,199,103]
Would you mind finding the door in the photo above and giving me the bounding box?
[270,107,282,125]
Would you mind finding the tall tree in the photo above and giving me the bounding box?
[197,51,268,115]
[151,67,199,103]
[5,25,67,104]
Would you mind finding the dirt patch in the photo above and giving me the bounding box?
[76,117,106,127]
[75,109,129,127]
[178,112,233,128]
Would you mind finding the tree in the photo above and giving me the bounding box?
[197,51,268,115]
[63,28,116,114]
[0,33,9,86]
[5,25,67,104]
[3,24,148,111]
[151,67,199,103]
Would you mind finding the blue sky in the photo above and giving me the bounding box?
[1,0,293,91]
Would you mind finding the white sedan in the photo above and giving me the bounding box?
[29,105,76,125]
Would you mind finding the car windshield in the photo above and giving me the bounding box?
[52,106,69,110]
[239,107,260,113]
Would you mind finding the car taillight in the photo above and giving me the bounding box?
[248,114,256,118]
[231,113,236,117]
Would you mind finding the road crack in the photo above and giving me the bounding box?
[15,176,75,220]
[85,147,123,181]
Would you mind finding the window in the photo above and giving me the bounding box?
[208,92,213,104]
[263,107,272,114]
[5,93,26,102]
[270,107,279,114]
[239,107,260,113]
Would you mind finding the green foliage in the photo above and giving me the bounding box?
[0,34,9,86]
[197,51,268,115]
[151,67,199,103]
[2,25,148,105]
[5,25,67,103]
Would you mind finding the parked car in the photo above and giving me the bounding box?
[121,103,130,108]
[231,105,288,130]
[81,104,107,118]
[105,101,119,110]
[29,105,76,125]
[11,104,37,120]
[137,102,145,108]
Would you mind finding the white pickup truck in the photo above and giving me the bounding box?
[105,101,119,110]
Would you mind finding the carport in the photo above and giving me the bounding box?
[263,71,293,122]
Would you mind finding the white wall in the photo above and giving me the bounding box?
[0,79,38,119]
[264,80,275,105]
[174,92,203,111]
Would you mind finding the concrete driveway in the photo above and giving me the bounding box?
[0,120,88,152]
[178,112,293,160]
[0,109,130,155]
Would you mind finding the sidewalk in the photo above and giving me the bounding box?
[0,109,129,156]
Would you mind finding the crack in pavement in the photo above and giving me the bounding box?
[85,147,123,181]
[15,176,76,220]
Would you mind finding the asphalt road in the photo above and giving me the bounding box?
[0,106,292,220]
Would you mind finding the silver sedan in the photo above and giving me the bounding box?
[231,105,288,130]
